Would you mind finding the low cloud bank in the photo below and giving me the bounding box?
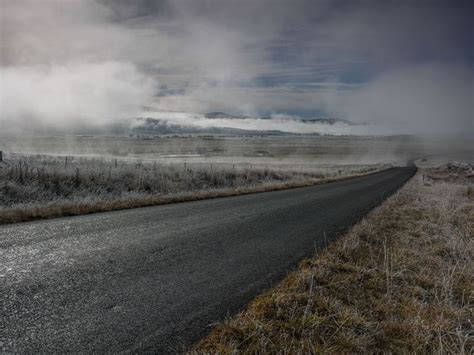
[139,62,474,137]
[1,62,471,137]
[134,111,391,136]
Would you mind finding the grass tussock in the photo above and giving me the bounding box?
[0,154,386,224]
[195,166,473,354]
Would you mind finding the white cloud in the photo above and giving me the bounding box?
[0,62,156,131]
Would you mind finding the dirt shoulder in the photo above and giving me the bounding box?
[194,165,473,353]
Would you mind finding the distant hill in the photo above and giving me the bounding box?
[204,112,351,125]
[204,112,251,119]
[131,117,286,136]
[301,118,352,125]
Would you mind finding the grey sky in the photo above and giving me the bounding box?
[0,0,472,135]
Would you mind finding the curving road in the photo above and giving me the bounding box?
[0,167,416,352]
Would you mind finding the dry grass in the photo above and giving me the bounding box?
[195,166,473,354]
[0,154,386,224]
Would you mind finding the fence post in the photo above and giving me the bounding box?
[0,151,2,162]
[65,156,68,168]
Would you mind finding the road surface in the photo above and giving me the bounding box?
[0,167,416,352]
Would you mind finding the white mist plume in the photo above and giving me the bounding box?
[330,63,474,137]
[0,62,156,132]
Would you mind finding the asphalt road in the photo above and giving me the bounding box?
[0,167,416,352]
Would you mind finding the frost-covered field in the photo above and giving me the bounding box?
[0,154,384,207]
[2,134,469,223]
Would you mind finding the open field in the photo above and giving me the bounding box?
[2,135,472,166]
[195,164,473,353]
[2,133,471,224]
[0,153,387,224]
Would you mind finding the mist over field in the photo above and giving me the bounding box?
[1,0,472,137]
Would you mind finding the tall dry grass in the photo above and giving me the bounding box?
[195,167,473,353]
[0,154,386,224]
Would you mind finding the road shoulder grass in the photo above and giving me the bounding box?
[194,166,473,353]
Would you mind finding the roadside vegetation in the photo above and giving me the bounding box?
[0,153,386,224]
[195,164,473,353]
